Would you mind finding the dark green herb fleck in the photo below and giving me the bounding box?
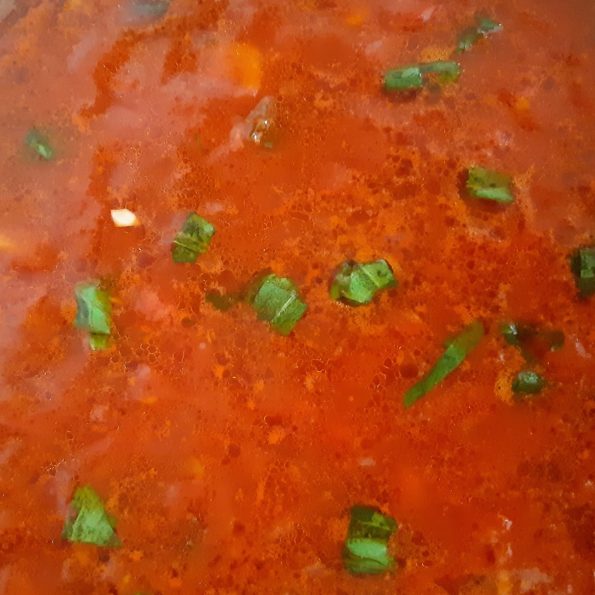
[205,290,241,312]
[62,485,121,547]
[466,166,514,203]
[75,282,112,351]
[457,15,503,53]
[512,370,546,396]
[570,246,595,298]
[501,321,564,362]
[330,259,397,306]
[384,61,460,92]
[343,505,397,575]
[26,128,54,161]
[171,213,215,264]
[250,274,307,335]
[404,320,484,407]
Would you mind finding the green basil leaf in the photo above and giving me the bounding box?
[347,505,397,540]
[512,370,546,396]
[171,213,215,264]
[343,506,397,575]
[404,320,484,407]
[330,259,397,306]
[345,538,391,561]
[384,66,424,91]
[384,61,460,92]
[343,539,394,574]
[62,486,121,547]
[250,274,307,335]
[457,15,502,53]
[25,128,54,161]
[75,283,111,335]
[570,245,595,298]
[75,282,112,350]
[466,166,514,203]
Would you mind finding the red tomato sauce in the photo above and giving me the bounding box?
[0,1,594,593]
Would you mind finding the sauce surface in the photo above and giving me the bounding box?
[0,1,594,593]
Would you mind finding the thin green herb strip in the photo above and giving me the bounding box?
[62,485,121,547]
[403,320,484,407]
[75,282,112,350]
[343,505,397,575]
[384,61,460,92]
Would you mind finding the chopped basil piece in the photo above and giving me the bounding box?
[501,321,564,361]
[343,505,397,575]
[384,61,460,92]
[330,259,397,306]
[205,290,240,312]
[457,15,503,53]
[501,321,521,346]
[75,282,112,350]
[171,213,215,264]
[249,274,307,335]
[62,486,121,547]
[345,539,394,574]
[384,66,424,91]
[404,320,484,407]
[465,166,514,203]
[25,128,54,161]
[512,370,546,396]
[570,246,595,298]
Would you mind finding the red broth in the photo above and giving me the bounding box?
[0,1,594,593]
